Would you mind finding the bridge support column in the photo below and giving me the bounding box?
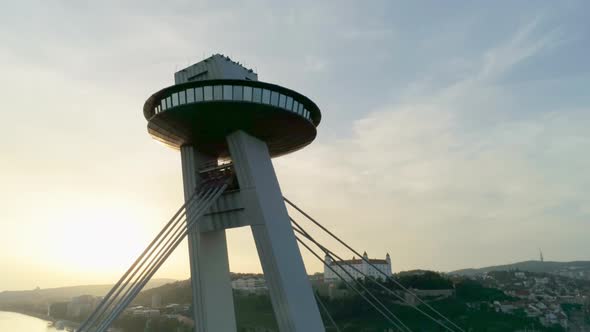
[227,131,325,332]
[181,145,237,332]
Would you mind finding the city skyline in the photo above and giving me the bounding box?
[1,1,590,291]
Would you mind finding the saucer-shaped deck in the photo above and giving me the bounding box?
[143,79,321,158]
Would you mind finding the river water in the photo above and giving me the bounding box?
[0,311,59,331]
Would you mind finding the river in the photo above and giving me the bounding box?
[0,311,59,331]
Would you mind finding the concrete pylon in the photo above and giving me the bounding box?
[227,131,324,332]
[180,130,324,332]
[145,54,326,332]
[181,145,237,332]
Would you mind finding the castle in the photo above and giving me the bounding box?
[324,252,392,282]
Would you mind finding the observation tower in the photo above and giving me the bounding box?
[143,54,324,332]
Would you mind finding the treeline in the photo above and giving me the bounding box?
[132,280,191,306]
[30,271,561,332]
[112,315,191,332]
[393,270,454,290]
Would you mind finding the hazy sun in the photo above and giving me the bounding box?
[45,207,156,280]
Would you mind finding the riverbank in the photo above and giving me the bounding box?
[0,311,59,331]
[0,309,53,322]
[1,309,80,330]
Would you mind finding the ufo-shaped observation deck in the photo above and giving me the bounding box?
[143,79,321,158]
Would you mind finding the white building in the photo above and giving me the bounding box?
[132,309,161,318]
[324,252,392,282]
[151,293,162,308]
[231,277,267,293]
[66,295,98,318]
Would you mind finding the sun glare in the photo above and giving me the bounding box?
[46,207,153,280]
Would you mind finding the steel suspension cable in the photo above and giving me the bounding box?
[80,187,212,332]
[88,187,216,331]
[95,180,229,332]
[293,224,411,332]
[93,210,190,332]
[296,234,406,332]
[78,188,204,332]
[99,185,226,331]
[292,218,456,332]
[313,292,341,332]
[95,183,224,332]
[95,182,223,331]
[285,197,465,332]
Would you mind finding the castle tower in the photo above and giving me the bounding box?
[325,253,333,265]
[386,253,392,274]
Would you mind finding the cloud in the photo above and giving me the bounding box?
[1,1,588,289]
[277,17,590,272]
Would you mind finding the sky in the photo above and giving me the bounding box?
[1,0,589,291]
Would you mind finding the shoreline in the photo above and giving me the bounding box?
[0,309,54,322]
[1,310,80,329]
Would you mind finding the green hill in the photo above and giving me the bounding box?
[451,260,590,277]
[0,279,175,305]
[129,273,562,332]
